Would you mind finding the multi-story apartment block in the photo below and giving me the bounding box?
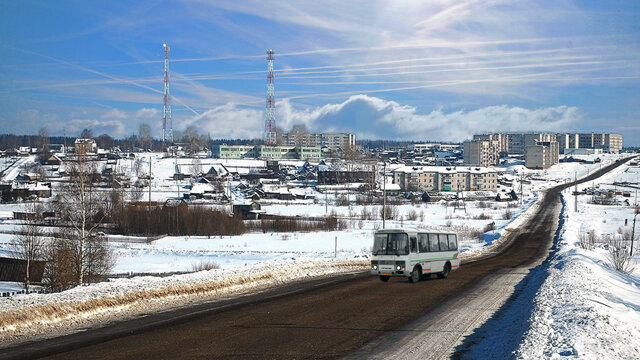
[472,132,622,155]
[556,133,579,153]
[525,140,559,169]
[393,166,498,192]
[463,140,500,167]
[212,145,321,160]
[473,134,508,153]
[604,133,623,153]
[278,132,355,151]
[506,133,525,155]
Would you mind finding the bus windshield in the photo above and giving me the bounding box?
[373,233,409,255]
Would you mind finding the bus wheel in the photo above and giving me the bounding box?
[409,266,421,283]
[438,263,451,279]
[379,275,390,282]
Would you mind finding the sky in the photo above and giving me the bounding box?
[1,0,640,145]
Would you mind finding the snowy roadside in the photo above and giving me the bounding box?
[0,258,367,347]
[514,170,640,358]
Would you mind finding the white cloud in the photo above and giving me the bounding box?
[135,108,160,119]
[186,95,580,141]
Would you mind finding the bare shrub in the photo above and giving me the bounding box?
[358,219,364,229]
[335,195,349,207]
[191,260,220,272]
[407,209,418,221]
[503,209,513,220]
[477,201,488,209]
[605,231,635,274]
[419,210,425,222]
[578,230,597,250]
[445,220,453,228]
[10,204,45,292]
[44,240,77,292]
[507,202,519,208]
[380,204,398,220]
[251,213,346,233]
[114,205,245,236]
[474,212,491,220]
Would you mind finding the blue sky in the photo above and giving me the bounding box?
[1,0,640,145]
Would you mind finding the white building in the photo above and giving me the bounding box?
[393,165,498,192]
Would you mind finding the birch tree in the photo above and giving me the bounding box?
[53,155,113,286]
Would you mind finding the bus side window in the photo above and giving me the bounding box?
[428,233,439,252]
[418,234,429,253]
[448,234,457,251]
[410,237,417,253]
[438,234,448,252]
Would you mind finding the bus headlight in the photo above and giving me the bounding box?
[396,265,401,270]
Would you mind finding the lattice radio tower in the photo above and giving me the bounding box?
[162,43,173,146]
[264,49,276,145]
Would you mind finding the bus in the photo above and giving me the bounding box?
[370,228,461,282]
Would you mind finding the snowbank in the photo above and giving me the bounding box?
[0,258,367,346]
[515,162,640,359]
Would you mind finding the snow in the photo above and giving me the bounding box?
[513,160,640,359]
[458,157,640,359]
[0,258,366,345]
[0,153,637,353]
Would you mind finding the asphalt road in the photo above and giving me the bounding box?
[0,156,635,360]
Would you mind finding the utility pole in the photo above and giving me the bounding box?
[574,171,578,213]
[383,162,387,229]
[519,173,523,206]
[631,212,637,256]
[148,156,152,213]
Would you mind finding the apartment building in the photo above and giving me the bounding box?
[393,166,498,192]
[559,133,623,154]
[556,133,579,152]
[473,132,623,155]
[278,132,355,150]
[525,141,559,169]
[473,134,508,153]
[212,145,321,160]
[463,140,500,167]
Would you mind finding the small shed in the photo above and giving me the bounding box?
[233,202,263,220]
[421,192,431,203]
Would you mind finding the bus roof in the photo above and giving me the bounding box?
[375,228,457,235]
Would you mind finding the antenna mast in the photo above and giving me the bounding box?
[265,49,276,145]
[162,43,173,148]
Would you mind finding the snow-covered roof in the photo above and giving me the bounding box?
[393,165,497,174]
[190,183,215,194]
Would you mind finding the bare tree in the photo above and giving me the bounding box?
[38,127,50,156]
[80,128,93,139]
[606,231,635,274]
[133,157,144,176]
[578,229,597,250]
[191,157,202,176]
[139,123,153,151]
[183,126,202,154]
[52,155,113,286]
[291,124,308,147]
[10,203,45,292]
